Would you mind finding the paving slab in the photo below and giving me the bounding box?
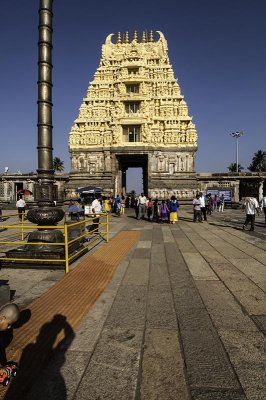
[161,226,175,243]
[136,240,152,248]
[122,258,150,286]
[219,330,266,400]
[227,258,266,289]
[181,252,219,281]
[104,285,147,329]
[180,327,243,391]
[74,327,143,400]
[251,315,266,334]
[190,388,247,400]
[140,329,189,400]
[195,281,258,332]
[146,288,177,329]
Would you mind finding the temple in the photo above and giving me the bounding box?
[68,31,198,199]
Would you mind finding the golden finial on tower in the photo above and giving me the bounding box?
[124,31,129,44]
[117,32,122,44]
[149,30,154,42]
[132,30,138,42]
[141,31,147,43]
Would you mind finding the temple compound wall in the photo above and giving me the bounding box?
[68,31,198,199]
[0,173,265,204]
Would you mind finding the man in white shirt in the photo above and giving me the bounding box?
[243,195,259,231]
[16,196,26,221]
[260,195,266,225]
[137,193,147,220]
[193,193,203,222]
[199,192,207,221]
[90,195,102,233]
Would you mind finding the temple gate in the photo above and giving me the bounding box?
[68,31,198,199]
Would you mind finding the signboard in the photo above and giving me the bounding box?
[84,205,92,215]
[207,189,232,202]
[218,190,232,202]
[206,189,219,197]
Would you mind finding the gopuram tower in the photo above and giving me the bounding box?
[68,31,198,199]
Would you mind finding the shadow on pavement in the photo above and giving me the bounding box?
[4,314,75,400]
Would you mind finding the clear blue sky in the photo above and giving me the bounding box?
[1,1,265,187]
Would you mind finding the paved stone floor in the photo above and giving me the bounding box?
[1,208,266,400]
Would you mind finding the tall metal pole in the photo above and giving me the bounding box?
[230,131,243,172]
[36,0,54,204]
[7,0,65,266]
[27,0,64,234]
[236,136,239,171]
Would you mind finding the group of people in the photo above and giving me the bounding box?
[192,191,266,232]
[133,193,180,224]
[192,192,225,222]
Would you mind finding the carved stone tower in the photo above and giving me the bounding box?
[68,31,198,199]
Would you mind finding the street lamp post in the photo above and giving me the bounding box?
[230,131,244,172]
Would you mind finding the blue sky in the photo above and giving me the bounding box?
[1,0,265,189]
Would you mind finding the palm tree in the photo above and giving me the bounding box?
[227,163,244,172]
[53,157,64,172]
[248,150,266,172]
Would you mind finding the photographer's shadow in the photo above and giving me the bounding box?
[5,314,75,400]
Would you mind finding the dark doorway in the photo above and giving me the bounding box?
[15,182,23,199]
[116,154,148,196]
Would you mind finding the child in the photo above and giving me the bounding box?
[169,196,179,224]
[0,303,20,332]
[0,303,20,373]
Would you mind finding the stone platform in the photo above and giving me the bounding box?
[0,208,265,400]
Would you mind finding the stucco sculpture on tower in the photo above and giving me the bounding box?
[68,31,198,199]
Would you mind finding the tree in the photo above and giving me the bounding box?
[227,163,244,172]
[248,149,266,172]
[53,157,64,172]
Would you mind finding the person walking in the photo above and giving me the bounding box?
[90,195,102,233]
[114,194,121,215]
[212,194,218,212]
[120,195,126,215]
[103,197,111,213]
[242,195,260,232]
[260,194,266,225]
[147,198,154,221]
[193,193,202,222]
[16,196,26,221]
[218,194,225,212]
[153,199,160,223]
[137,193,147,220]
[207,193,213,215]
[159,200,169,223]
[199,192,207,221]
[169,196,179,224]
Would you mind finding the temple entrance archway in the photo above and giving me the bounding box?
[116,154,148,196]
[68,31,199,201]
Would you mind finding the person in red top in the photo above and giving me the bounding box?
[207,193,213,215]
[147,198,153,221]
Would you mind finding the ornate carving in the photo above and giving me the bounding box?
[69,30,198,183]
